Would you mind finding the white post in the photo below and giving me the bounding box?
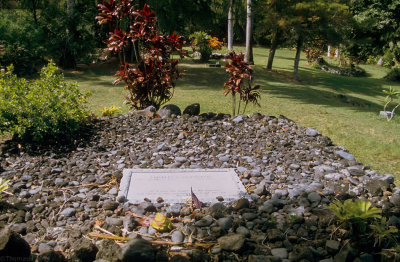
[228,0,233,50]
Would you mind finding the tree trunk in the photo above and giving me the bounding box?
[245,0,253,64]
[59,0,77,69]
[232,92,236,117]
[293,36,303,81]
[327,45,331,57]
[267,32,279,70]
[32,0,38,25]
[227,0,233,50]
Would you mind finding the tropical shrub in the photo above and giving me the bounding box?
[304,40,325,64]
[0,61,90,141]
[208,37,223,50]
[189,31,212,62]
[97,2,187,110]
[224,51,260,116]
[384,67,400,82]
[0,178,9,200]
[99,106,121,117]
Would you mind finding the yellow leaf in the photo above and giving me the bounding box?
[150,213,174,232]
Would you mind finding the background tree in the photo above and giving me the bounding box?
[245,0,254,63]
[228,0,234,50]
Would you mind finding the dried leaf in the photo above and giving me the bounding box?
[191,187,202,210]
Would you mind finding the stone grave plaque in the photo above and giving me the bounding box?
[118,168,248,204]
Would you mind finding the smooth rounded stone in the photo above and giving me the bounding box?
[217,234,245,251]
[123,215,135,232]
[334,150,355,161]
[236,226,250,237]
[267,229,283,242]
[271,248,288,259]
[242,212,257,221]
[69,238,98,262]
[231,198,250,210]
[37,250,67,261]
[248,255,268,262]
[218,155,230,162]
[307,192,322,203]
[289,164,300,170]
[108,188,118,195]
[148,226,157,235]
[167,204,183,216]
[288,188,304,198]
[55,178,64,185]
[171,230,184,243]
[103,201,119,211]
[10,223,26,235]
[195,215,213,227]
[183,103,200,116]
[175,157,187,163]
[117,195,126,203]
[38,242,53,254]
[254,184,268,196]
[159,104,181,118]
[259,204,274,214]
[305,128,320,137]
[217,217,233,230]
[105,217,123,227]
[60,208,76,217]
[118,238,155,262]
[232,115,244,123]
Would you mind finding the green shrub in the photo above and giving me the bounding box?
[384,67,400,82]
[189,31,212,62]
[99,106,121,117]
[0,61,90,141]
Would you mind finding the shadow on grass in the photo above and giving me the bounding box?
[177,63,386,113]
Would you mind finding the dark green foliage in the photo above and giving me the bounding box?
[385,67,400,82]
[189,31,213,62]
[0,10,45,75]
[0,61,90,141]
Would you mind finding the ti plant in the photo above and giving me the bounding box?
[0,178,9,200]
[97,2,187,110]
[383,86,400,121]
[224,51,260,116]
[328,199,382,234]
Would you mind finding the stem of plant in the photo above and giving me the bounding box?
[232,92,236,117]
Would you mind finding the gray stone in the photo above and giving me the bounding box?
[61,208,76,217]
[326,240,340,253]
[105,217,123,227]
[217,217,233,230]
[236,226,250,237]
[217,234,245,251]
[103,201,119,211]
[158,104,181,118]
[271,248,288,259]
[232,115,244,123]
[334,244,358,262]
[308,192,322,203]
[171,230,184,243]
[132,106,156,118]
[195,215,213,227]
[348,166,364,177]
[306,128,320,137]
[334,150,355,161]
[248,255,268,262]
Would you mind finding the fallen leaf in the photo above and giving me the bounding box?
[150,212,174,232]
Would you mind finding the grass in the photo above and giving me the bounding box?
[64,47,400,182]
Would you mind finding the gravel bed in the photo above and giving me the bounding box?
[0,110,399,261]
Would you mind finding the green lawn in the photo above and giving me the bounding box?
[65,47,400,182]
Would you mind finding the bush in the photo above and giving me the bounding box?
[0,61,90,141]
[97,3,186,111]
[384,67,400,81]
[190,31,213,62]
[224,51,260,116]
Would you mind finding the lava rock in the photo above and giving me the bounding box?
[95,239,120,262]
[217,234,245,251]
[183,103,200,116]
[69,238,98,262]
[0,227,31,258]
[118,238,155,262]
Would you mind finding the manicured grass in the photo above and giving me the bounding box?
[64,47,400,182]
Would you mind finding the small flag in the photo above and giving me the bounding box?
[191,187,202,210]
